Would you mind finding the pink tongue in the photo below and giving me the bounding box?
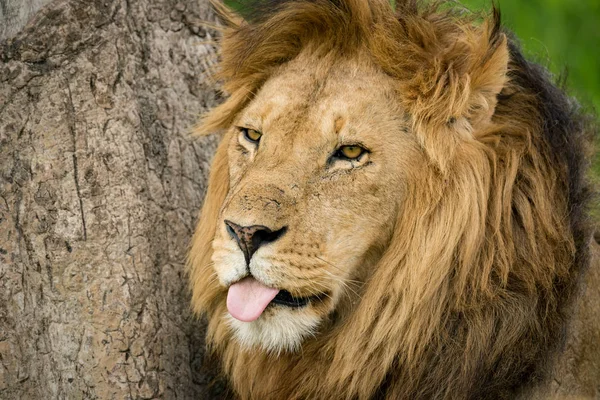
[227,277,280,322]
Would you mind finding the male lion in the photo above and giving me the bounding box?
[188,0,599,398]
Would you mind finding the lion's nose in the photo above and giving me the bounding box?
[224,220,287,264]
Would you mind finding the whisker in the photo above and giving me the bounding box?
[316,256,364,287]
[316,268,363,300]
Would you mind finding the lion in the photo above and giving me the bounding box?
[188,0,599,398]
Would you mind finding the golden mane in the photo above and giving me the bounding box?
[188,0,593,398]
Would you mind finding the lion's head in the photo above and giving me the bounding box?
[189,0,591,398]
[203,53,416,353]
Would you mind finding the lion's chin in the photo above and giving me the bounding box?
[226,305,323,354]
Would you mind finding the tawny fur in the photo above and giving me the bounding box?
[188,1,595,399]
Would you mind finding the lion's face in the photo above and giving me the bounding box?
[211,55,423,352]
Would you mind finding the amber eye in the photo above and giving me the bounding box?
[336,145,365,160]
[242,128,262,143]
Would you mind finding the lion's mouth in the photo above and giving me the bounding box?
[270,290,322,308]
[227,277,326,322]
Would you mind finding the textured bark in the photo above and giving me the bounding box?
[0,0,227,398]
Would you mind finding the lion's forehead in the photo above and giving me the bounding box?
[242,65,400,151]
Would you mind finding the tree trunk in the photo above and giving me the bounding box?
[0,0,227,398]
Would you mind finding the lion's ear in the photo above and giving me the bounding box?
[400,11,509,171]
[461,12,509,130]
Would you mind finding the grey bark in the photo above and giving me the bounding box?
[0,0,226,398]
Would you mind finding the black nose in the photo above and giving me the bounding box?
[224,220,287,264]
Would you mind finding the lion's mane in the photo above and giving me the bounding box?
[188,1,593,398]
